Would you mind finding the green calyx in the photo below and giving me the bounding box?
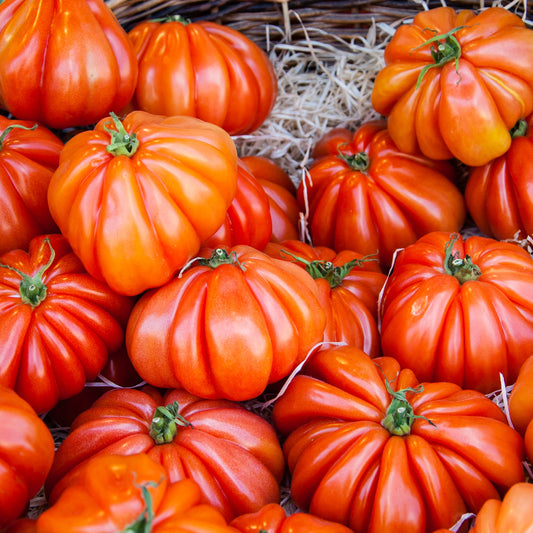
[279,249,378,288]
[444,233,481,284]
[149,402,192,445]
[337,150,370,172]
[0,237,55,307]
[0,123,38,151]
[151,14,191,24]
[198,248,246,271]
[511,118,528,139]
[119,478,162,533]
[412,25,466,88]
[104,112,139,157]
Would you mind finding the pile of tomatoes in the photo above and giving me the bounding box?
[1,1,533,532]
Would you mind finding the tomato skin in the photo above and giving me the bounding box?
[271,345,525,533]
[36,453,239,532]
[45,386,285,521]
[525,419,533,463]
[465,114,533,240]
[47,110,238,296]
[372,6,533,166]
[128,19,277,135]
[230,502,354,532]
[0,117,63,255]
[297,121,465,269]
[508,354,533,434]
[0,0,137,129]
[0,386,55,528]
[0,234,134,414]
[126,245,326,400]
[379,231,533,394]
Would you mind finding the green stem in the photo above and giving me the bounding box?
[0,123,38,150]
[104,112,139,157]
[198,248,246,271]
[119,478,162,533]
[443,233,481,284]
[0,237,55,307]
[337,150,370,172]
[511,118,528,139]
[149,402,192,445]
[150,14,191,24]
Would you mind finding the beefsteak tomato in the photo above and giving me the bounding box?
[0,386,55,528]
[508,354,533,434]
[47,111,238,296]
[45,386,285,521]
[379,231,533,394]
[271,345,525,533]
[0,0,137,129]
[37,453,239,532]
[297,121,465,269]
[128,17,277,135]
[0,117,63,255]
[371,6,533,166]
[0,234,134,414]
[126,245,326,400]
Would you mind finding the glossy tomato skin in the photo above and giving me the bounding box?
[508,354,533,434]
[0,234,134,414]
[126,245,326,400]
[465,114,533,240]
[297,121,465,269]
[128,19,277,135]
[37,453,239,532]
[0,0,137,129]
[379,231,533,394]
[203,160,273,250]
[0,117,63,255]
[47,111,238,296]
[230,502,355,532]
[0,386,55,528]
[371,7,533,166]
[45,386,285,522]
[264,240,386,356]
[271,345,525,533]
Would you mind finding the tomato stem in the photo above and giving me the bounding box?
[0,123,38,150]
[511,118,528,139]
[443,233,481,284]
[104,112,139,157]
[149,402,192,445]
[120,478,162,533]
[198,248,247,271]
[0,237,55,307]
[279,249,378,288]
[337,150,370,172]
[151,14,191,24]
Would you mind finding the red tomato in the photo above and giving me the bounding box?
[230,502,354,532]
[126,245,326,400]
[0,117,63,255]
[264,240,386,356]
[465,114,533,240]
[240,155,296,195]
[128,18,277,135]
[37,453,239,532]
[45,386,285,521]
[47,111,238,296]
[525,420,533,463]
[0,386,55,528]
[297,121,465,269]
[0,234,134,413]
[271,345,525,533]
[379,231,533,394]
[371,7,533,166]
[203,160,273,250]
[508,354,533,434]
[0,0,137,129]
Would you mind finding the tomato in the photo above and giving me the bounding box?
[371,7,533,166]
[508,354,533,434]
[128,17,277,135]
[126,245,326,401]
[36,453,239,532]
[264,240,386,356]
[297,121,465,269]
[3,518,37,533]
[0,0,137,129]
[0,117,63,255]
[311,127,353,160]
[203,160,272,250]
[240,156,296,195]
[45,386,285,521]
[0,386,55,528]
[47,111,238,296]
[271,345,525,533]
[525,420,533,463]
[0,234,134,414]
[230,502,354,533]
[468,482,533,532]
[379,231,533,394]
[465,114,533,240]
